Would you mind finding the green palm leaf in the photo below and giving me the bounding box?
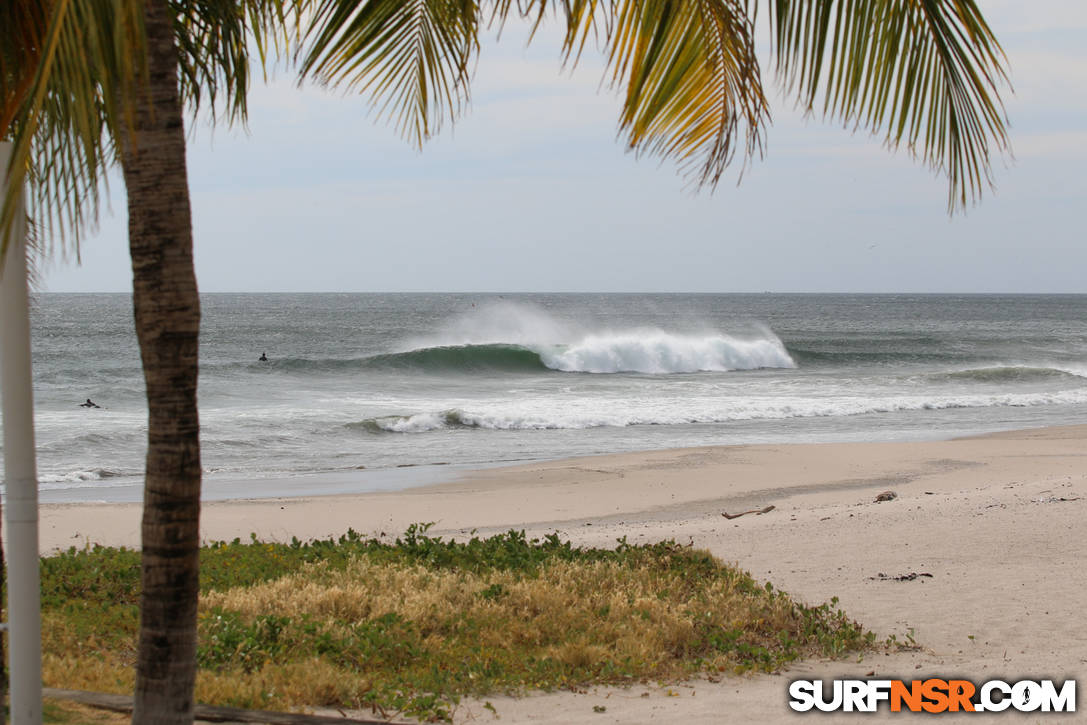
[603,0,768,186]
[173,0,296,124]
[1,0,144,257]
[766,0,1010,210]
[298,0,480,146]
[1,0,292,258]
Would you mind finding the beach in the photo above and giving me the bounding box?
[39,424,1087,723]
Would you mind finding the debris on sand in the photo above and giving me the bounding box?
[1032,496,1081,504]
[721,505,775,520]
[869,572,933,582]
[874,491,898,502]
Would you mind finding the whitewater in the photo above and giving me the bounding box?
[13,293,1087,501]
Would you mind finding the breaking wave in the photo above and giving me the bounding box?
[38,468,123,484]
[536,333,795,374]
[373,330,795,375]
[348,387,1087,434]
[33,468,130,491]
[253,334,795,375]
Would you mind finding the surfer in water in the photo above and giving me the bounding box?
[81,398,100,408]
[259,352,268,362]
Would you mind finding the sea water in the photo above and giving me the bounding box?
[13,293,1087,502]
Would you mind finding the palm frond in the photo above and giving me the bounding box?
[607,0,768,186]
[172,0,297,126]
[767,0,1010,210]
[2,0,295,260]
[2,0,146,261]
[492,0,769,188]
[297,0,481,147]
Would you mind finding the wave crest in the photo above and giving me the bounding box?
[347,387,1087,435]
[540,333,795,374]
[37,468,124,488]
[360,332,796,375]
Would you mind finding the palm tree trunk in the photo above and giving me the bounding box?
[118,2,202,723]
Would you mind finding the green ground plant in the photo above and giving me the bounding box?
[35,525,875,721]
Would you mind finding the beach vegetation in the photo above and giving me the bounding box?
[37,527,874,722]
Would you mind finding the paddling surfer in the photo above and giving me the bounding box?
[80,398,100,408]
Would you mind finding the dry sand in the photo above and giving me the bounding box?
[39,425,1087,723]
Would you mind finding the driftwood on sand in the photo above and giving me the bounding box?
[721,505,775,520]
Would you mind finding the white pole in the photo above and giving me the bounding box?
[0,140,43,725]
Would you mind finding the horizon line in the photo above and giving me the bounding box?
[33,290,1087,296]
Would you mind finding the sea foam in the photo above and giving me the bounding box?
[538,332,795,373]
[353,387,1087,434]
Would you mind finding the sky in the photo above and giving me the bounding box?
[39,0,1087,294]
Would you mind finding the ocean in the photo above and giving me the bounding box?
[16,293,1087,503]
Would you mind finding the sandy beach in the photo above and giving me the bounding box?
[40,425,1087,722]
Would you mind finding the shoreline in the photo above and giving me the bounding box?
[34,418,1081,505]
[38,423,1087,722]
[40,423,1087,554]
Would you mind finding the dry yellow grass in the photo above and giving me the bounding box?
[196,658,370,708]
[43,656,133,695]
[202,555,805,677]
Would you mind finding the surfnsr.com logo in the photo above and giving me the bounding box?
[788,679,1076,713]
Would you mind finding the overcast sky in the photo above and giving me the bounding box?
[40,0,1087,294]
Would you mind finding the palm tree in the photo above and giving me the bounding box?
[4,0,1008,722]
[3,1,274,722]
